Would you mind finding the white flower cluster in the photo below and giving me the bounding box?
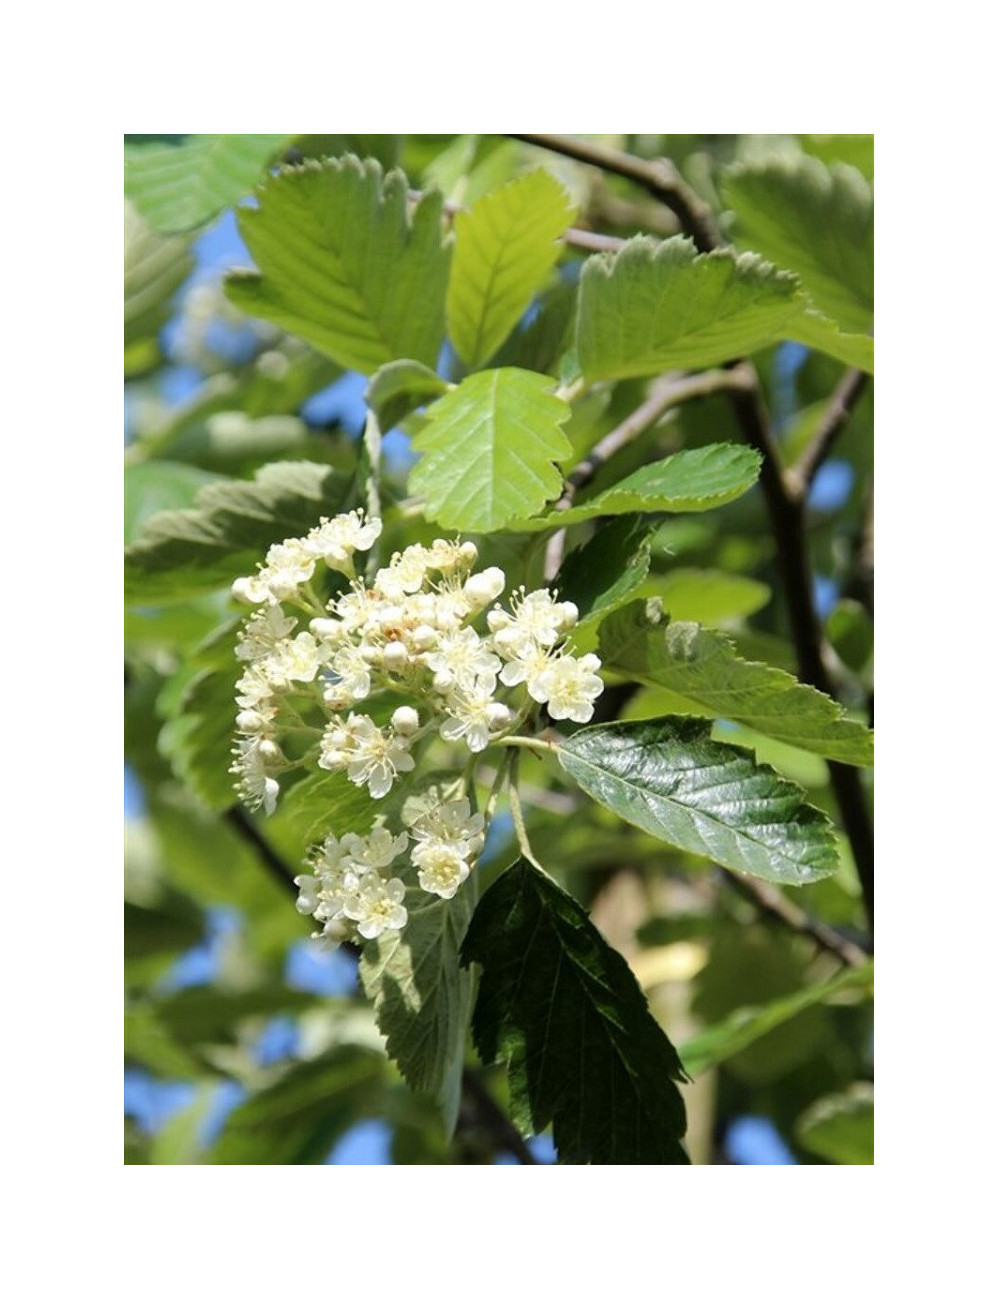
[229,510,604,944]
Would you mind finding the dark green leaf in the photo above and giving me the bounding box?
[226,156,450,373]
[125,460,352,603]
[266,769,378,859]
[552,515,653,627]
[125,135,291,233]
[210,1046,385,1164]
[576,236,799,381]
[155,987,319,1046]
[124,898,205,961]
[558,719,839,885]
[364,359,450,431]
[159,659,240,810]
[447,169,576,368]
[360,883,477,1136]
[461,857,688,1164]
[518,444,761,531]
[599,601,874,766]
[409,368,572,531]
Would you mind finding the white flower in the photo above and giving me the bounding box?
[424,627,501,693]
[391,706,420,736]
[234,539,316,603]
[406,797,485,858]
[488,587,578,655]
[306,510,381,573]
[342,875,408,940]
[262,632,327,688]
[236,605,297,661]
[463,566,506,609]
[339,827,409,873]
[326,641,372,701]
[413,841,471,900]
[319,713,415,798]
[530,652,604,723]
[230,737,281,814]
[439,685,500,753]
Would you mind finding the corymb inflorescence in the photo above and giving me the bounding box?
[229,510,604,945]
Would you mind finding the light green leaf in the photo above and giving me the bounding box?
[447,169,576,369]
[267,770,377,861]
[124,201,194,372]
[558,719,839,885]
[599,602,874,766]
[125,134,292,233]
[519,443,761,532]
[785,306,874,374]
[796,1084,874,1164]
[125,460,352,603]
[461,857,688,1164]
[576,236,800,381]
[409,367,572,531]
[637,567,771,625]
[225,156,450,374]
[159,660,240,811]
[124,461,222,544]
[680,962,873,1076]
[364,359,450,431]
[360,883,477,1137]
[722,157,873,335]
[552,515,653,627]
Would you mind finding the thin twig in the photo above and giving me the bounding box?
[508,133,719,252]
[721,871,871,968]
[224,806,298,898]
[459,1068,538,1164]
[788,368,870,499]
[543,367,751,580]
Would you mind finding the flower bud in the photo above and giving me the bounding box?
[309,618,341,639]
[464,566,506,609]
[391,706,420,736]
[459,541,479,565]
[383,641,410,672]
[486,702,513,730]
[236,710,265,733]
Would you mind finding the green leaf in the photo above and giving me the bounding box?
[637,567,771,625]
[576,236,800,381]
[125,135,291,233]
[409,367,572,531]
[680,962,873,1076]
[722,157,873,335]
[519,443,761,532]
[124,461,222,545]
[447,169,576,369]
[785,306,874,374]
[267,770,377,861]
[558,719,839,885]
[159,660,240,810]
[155,987,319,1046]
[210,1046,385,1164]
[552,515,653,627]
[225,157,450,374]
[360,883,477,1136]
[124,898,205,962]
[364,359,450,431]
[598,601,874,766]
[124,202,194,372]
[125,460,352,603]
[461,858,688,1164]
[795,1084,874,1164]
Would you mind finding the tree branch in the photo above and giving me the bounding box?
[510,136,875,938]
[788,368,869,499]
[509,133,719,253]
[458,1068,538,1164]
[224,805,298,898]
[543,367,750,579]
[721,871,871,968]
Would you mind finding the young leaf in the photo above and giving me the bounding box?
[124,461,352,603]
[599,601,874,766]
[576,236,799,381]
[722,157,873,336]
[226,157,450,374]
[558,719,839,885]
[447,169,576,369]
[125,135,291,233]
[518,443,761,531]
[409,367,572,531]
[360,884,477,1137]
[552,515,653,627]
[461,858,689,1164]
[795,1085,874,1165]
[364,359,450,431]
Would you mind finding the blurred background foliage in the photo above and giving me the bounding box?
[124,133,873,1165]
